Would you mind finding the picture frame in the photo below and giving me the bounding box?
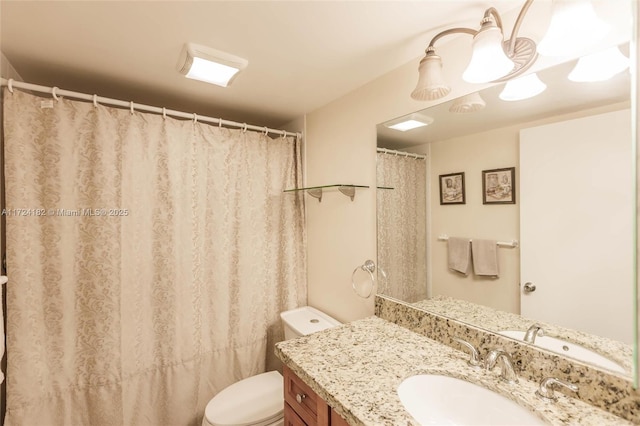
[482,167,516,204]
[439,172,465,205]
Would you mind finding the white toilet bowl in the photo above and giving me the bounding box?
[201,307,340,426]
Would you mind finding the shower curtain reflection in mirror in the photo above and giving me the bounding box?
[376,152,427,302]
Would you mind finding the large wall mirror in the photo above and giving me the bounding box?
[376,38,635,381]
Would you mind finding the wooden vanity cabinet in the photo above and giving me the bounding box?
[283,365,349,426]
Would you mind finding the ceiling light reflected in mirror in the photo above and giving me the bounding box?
[449,92,486,113]
[384,113,434,132]
[568,46,630,82]
[499,73,547,101]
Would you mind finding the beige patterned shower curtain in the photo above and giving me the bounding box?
[376,153,427,302]
[2,89,306,425]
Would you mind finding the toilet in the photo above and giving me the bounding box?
[201,306,341,426]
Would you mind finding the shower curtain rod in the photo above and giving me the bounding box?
[376,147,426,159]
[0,78,302,139]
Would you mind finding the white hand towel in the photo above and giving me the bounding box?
[448,237,471,275]
[472,239,499,277]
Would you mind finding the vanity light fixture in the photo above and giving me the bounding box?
[411,0,538,101]
[177,43,248,87]
[568,46,629,82]
[449,92,486,113]
[499,73,547,101]
[384,113,434,132]
[536,0,609,57]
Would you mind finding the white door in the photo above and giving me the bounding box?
[519,109,633,344]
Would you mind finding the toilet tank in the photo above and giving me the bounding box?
[280,306,341,340]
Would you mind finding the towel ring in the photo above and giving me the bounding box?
[352,260,376,299]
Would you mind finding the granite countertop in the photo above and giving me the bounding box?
[412,296,633,374]
[275,316,631,426]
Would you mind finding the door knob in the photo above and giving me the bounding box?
[523,282,536,293]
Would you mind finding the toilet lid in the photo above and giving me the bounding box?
[205,371,284,426]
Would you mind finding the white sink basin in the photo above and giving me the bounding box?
[397,374,544,425]
[499,330,626,374]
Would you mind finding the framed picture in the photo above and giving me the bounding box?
[439,172,465,205]
[482,167,516,204]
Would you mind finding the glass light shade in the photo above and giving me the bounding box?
[411,54,451,100]
[499,73,547,101]
[537,0,609,57]
[462,26,515,84]
[449,92,486,113]
[568,47,629,82]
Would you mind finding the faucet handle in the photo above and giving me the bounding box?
[452,337,482,368]
[536,377,578,402]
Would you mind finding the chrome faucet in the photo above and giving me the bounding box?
[452,337,482,368]
[535,377,578,402]
[523,324,544,343]
[485,350,518,383]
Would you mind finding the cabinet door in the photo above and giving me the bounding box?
[330,409,349,426]
[284,402,308,426]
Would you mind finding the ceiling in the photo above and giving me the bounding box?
[0,0,522,129]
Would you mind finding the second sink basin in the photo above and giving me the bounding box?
[499,330,626,374]
[397,374,544,425]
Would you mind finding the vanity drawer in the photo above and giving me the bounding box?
[283,365,329,426]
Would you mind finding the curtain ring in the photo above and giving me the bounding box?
[93,94,98,108]
[7,78,14,93]
[162,107,167,119]
[193,113,198,124]
[281,131,287,139]
[242,123,247,133]
[218,119,222,128]
[130,101,135,114]
[263,127,269,136]
[52,87,59,101]
[351,260,375,299]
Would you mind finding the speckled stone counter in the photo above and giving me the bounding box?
[376,295,640,423]
[413,295,633,374]
[275,316,630,426]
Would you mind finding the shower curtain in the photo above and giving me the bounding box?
[1,89,306,425]
[376,153,427,302]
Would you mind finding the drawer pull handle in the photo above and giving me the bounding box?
[295,393,306,404]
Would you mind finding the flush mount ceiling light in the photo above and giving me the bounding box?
[568,46,629,82]
[537,0,609,57]
[384,113,434,132]
[177,43,248,87]
[411,0,538,101]
[499,73,547,101]
[449,92,486,113]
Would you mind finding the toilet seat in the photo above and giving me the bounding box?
[204,371,284,426]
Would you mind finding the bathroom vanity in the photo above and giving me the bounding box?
[283,365,348,426]
[275,299,636,425]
